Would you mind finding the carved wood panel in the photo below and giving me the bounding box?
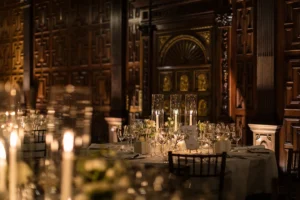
[232,0,256,144]
[0,4,24,86]
[127,2,141,113]
[31,0,112,142]
[279,0,300,170]
[33,0,112,114]
[156,30,212,121]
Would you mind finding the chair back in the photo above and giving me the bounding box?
[287,149,300,179]
[23,129,47,159]
[168,151,227,199]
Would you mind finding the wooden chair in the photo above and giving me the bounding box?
[272,149,300,200]
[168,151,227,200]
[287,149,300,179]
[23,129,47,160]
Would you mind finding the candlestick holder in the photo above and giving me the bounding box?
[151,94,164,132]
[185,94,197,126]
[170,94,182,132]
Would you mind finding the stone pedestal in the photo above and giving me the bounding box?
[248,124,281,151]
[105,117,124,143]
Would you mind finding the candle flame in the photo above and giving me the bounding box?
[190,110,193,115]
[10,131,18,148]
[174,109,179,115]
[63,131,74,152]
[0,141,6,159]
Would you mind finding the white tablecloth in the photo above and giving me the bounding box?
[87,143,278,200]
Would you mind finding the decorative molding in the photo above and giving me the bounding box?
[158,35,171,51]
[249,124,281,152]
[216,9,232,118]
[196,31,211,45]
[216,12,233,28]
[160,35,207,66]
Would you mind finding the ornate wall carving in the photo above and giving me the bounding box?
[0,4,24,86]
[33,0,112,115]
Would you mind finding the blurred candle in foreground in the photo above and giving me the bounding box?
[60,131,74,200]
[0,140,6,193]
[9,131,18,200]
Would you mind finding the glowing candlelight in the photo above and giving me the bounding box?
[174,109,179,131]
[155,110,159,132]
[60,131,74,200]
[0,140,7,193]
[9,131,18,200]
[189,110,193,126]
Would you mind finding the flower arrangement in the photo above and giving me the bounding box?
[74,156,131,200]
[164,117,174,129]
[136,119,156,142]
[197,120,206,132]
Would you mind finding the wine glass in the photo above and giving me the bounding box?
[116,126,125,143]
[156,128,168,158]
[233,125,242,147]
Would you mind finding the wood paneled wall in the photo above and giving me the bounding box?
[0,1,25,86]
[277,0,300,171]
[0,0,114,142]
[231,0,256,145]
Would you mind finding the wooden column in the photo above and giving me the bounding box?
[216,12,232,122]
[255,0,276,124]
[110,0,127,118]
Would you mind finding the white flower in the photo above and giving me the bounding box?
[82,182,111,193]
[105,168,115,179]
[118,176,130,188]
[170,121,174,125]
[150,120,155,127]
[84,159,107,172]
[164,122,168,127]
[113,160,125,174]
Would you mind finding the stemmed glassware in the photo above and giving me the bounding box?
[232,124,242,147]
[116,126,125,143]
[156,128,169,159]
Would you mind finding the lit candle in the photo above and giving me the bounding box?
[9,131,18,200]
[0,140,7,193]
[189,110,193,126]
[155,111,159,132]
[174,109,179,131]
[60,131,74,200]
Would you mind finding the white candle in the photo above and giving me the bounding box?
[174,109,178,132]
[189,110,193,126]
[9,131,18,200]
[155,111,159,132]
[0,140,6,193]
[60,131,74,200]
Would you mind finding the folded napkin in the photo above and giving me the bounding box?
[247,149,270,154]
[233,145,265,151]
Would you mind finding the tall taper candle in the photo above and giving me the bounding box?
[174,109,178,132]
[189,110,193,126]
[0,140,6,193]
[155,111,159,132]
[60,131,74,200]
[9,131,18,200]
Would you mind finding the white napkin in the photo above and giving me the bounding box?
[233,145,265,151]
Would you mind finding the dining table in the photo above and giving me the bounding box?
[85,142,278,200]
